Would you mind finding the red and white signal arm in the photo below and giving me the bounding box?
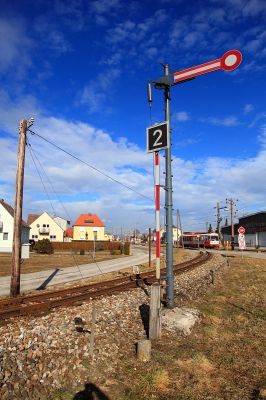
[173,50,242,83]
[238,226,245,234]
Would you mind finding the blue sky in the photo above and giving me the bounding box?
[0,0,265,233]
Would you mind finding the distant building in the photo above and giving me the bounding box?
[160,225,182,245]
[28,212,70,242]
[53,216,70,231]
[221,211,266,247]
[73,213,108,241]
[0,199,30,252]
[64,227,73,242]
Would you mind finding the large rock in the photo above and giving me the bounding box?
[161,307,200,335]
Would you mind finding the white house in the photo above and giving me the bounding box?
[159,225,182,245]
[0,199,30,253]
[28,212,70,242]
[53,216,70,231]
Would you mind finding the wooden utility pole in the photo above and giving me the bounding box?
[214,202,228,240]
[10,119,28,297]
[226,198,238,251]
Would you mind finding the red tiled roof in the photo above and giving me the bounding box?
[64,228,73,238]
[73,214,105,227]
[0,199,29,228]
[27,214,40,225]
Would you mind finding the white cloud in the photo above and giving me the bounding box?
[175,138,200,147]
[79,68,121,113]
[243,104,254,114]
[54,0,88,30]
[200,116,240,126]
[248,112,266,127]
[34,17,72,53]
[105,9,167,64]
[1,93,266,231]
[90,0,121,15]
[0,90,40,133]
[242,0,266,17]
[0,17,32,76]
[173,111,190,122]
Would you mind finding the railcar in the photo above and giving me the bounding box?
[182,233,220,248]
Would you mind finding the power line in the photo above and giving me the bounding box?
[27,141,71,220]
[27,142,57,216]
[26,140,105,276]
[28,129,153,202]
[26,142,87,279]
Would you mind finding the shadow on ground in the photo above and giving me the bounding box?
[36,268,60,290]
[139,303,150,338]
[73,383,110,400]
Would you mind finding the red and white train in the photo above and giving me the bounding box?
[182,232,220,248]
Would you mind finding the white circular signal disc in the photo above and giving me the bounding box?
[221,50,242,71]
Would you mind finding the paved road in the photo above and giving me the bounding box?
[0,246,155,297]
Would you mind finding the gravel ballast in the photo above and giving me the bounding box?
[0,253,227,400]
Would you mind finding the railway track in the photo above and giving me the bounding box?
[0,251,212,323]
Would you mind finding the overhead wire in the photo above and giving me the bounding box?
[27,142,84,279]
[26,141,57,217]
[28,129,153,202]
[26,139,105,276]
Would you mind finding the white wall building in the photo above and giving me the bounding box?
[53,216,70,231]
[0,199,30,253]
[28,212,69,242]
[159,225,182,245]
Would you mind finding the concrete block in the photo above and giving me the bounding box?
[161,307,200,335]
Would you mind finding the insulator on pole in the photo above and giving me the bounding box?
[147,83,152,105]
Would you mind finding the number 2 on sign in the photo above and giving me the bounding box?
[153,129,163,147]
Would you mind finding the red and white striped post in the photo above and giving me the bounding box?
[154,151,160,279]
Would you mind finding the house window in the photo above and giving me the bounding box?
[43,224,46,227]
[47,224,49,227]
[3,232,8,240]
[37,224,40,227]
[50,235,56,239]
[85,220,94,223]
[32,235,38,239]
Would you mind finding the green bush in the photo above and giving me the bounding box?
[34,238,54,254]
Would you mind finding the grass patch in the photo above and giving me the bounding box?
[0,247,190,278]
[102,255,266,400]
[0,251,127,277]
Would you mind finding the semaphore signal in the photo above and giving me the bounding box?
[173,50,242,83]
[148,49,242,309]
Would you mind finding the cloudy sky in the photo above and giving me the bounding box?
[0,0,265,233]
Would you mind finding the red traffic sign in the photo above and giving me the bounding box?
[238,226,245,234]
[173,50,242,83]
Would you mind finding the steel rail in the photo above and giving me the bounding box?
[0,252,212,322]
